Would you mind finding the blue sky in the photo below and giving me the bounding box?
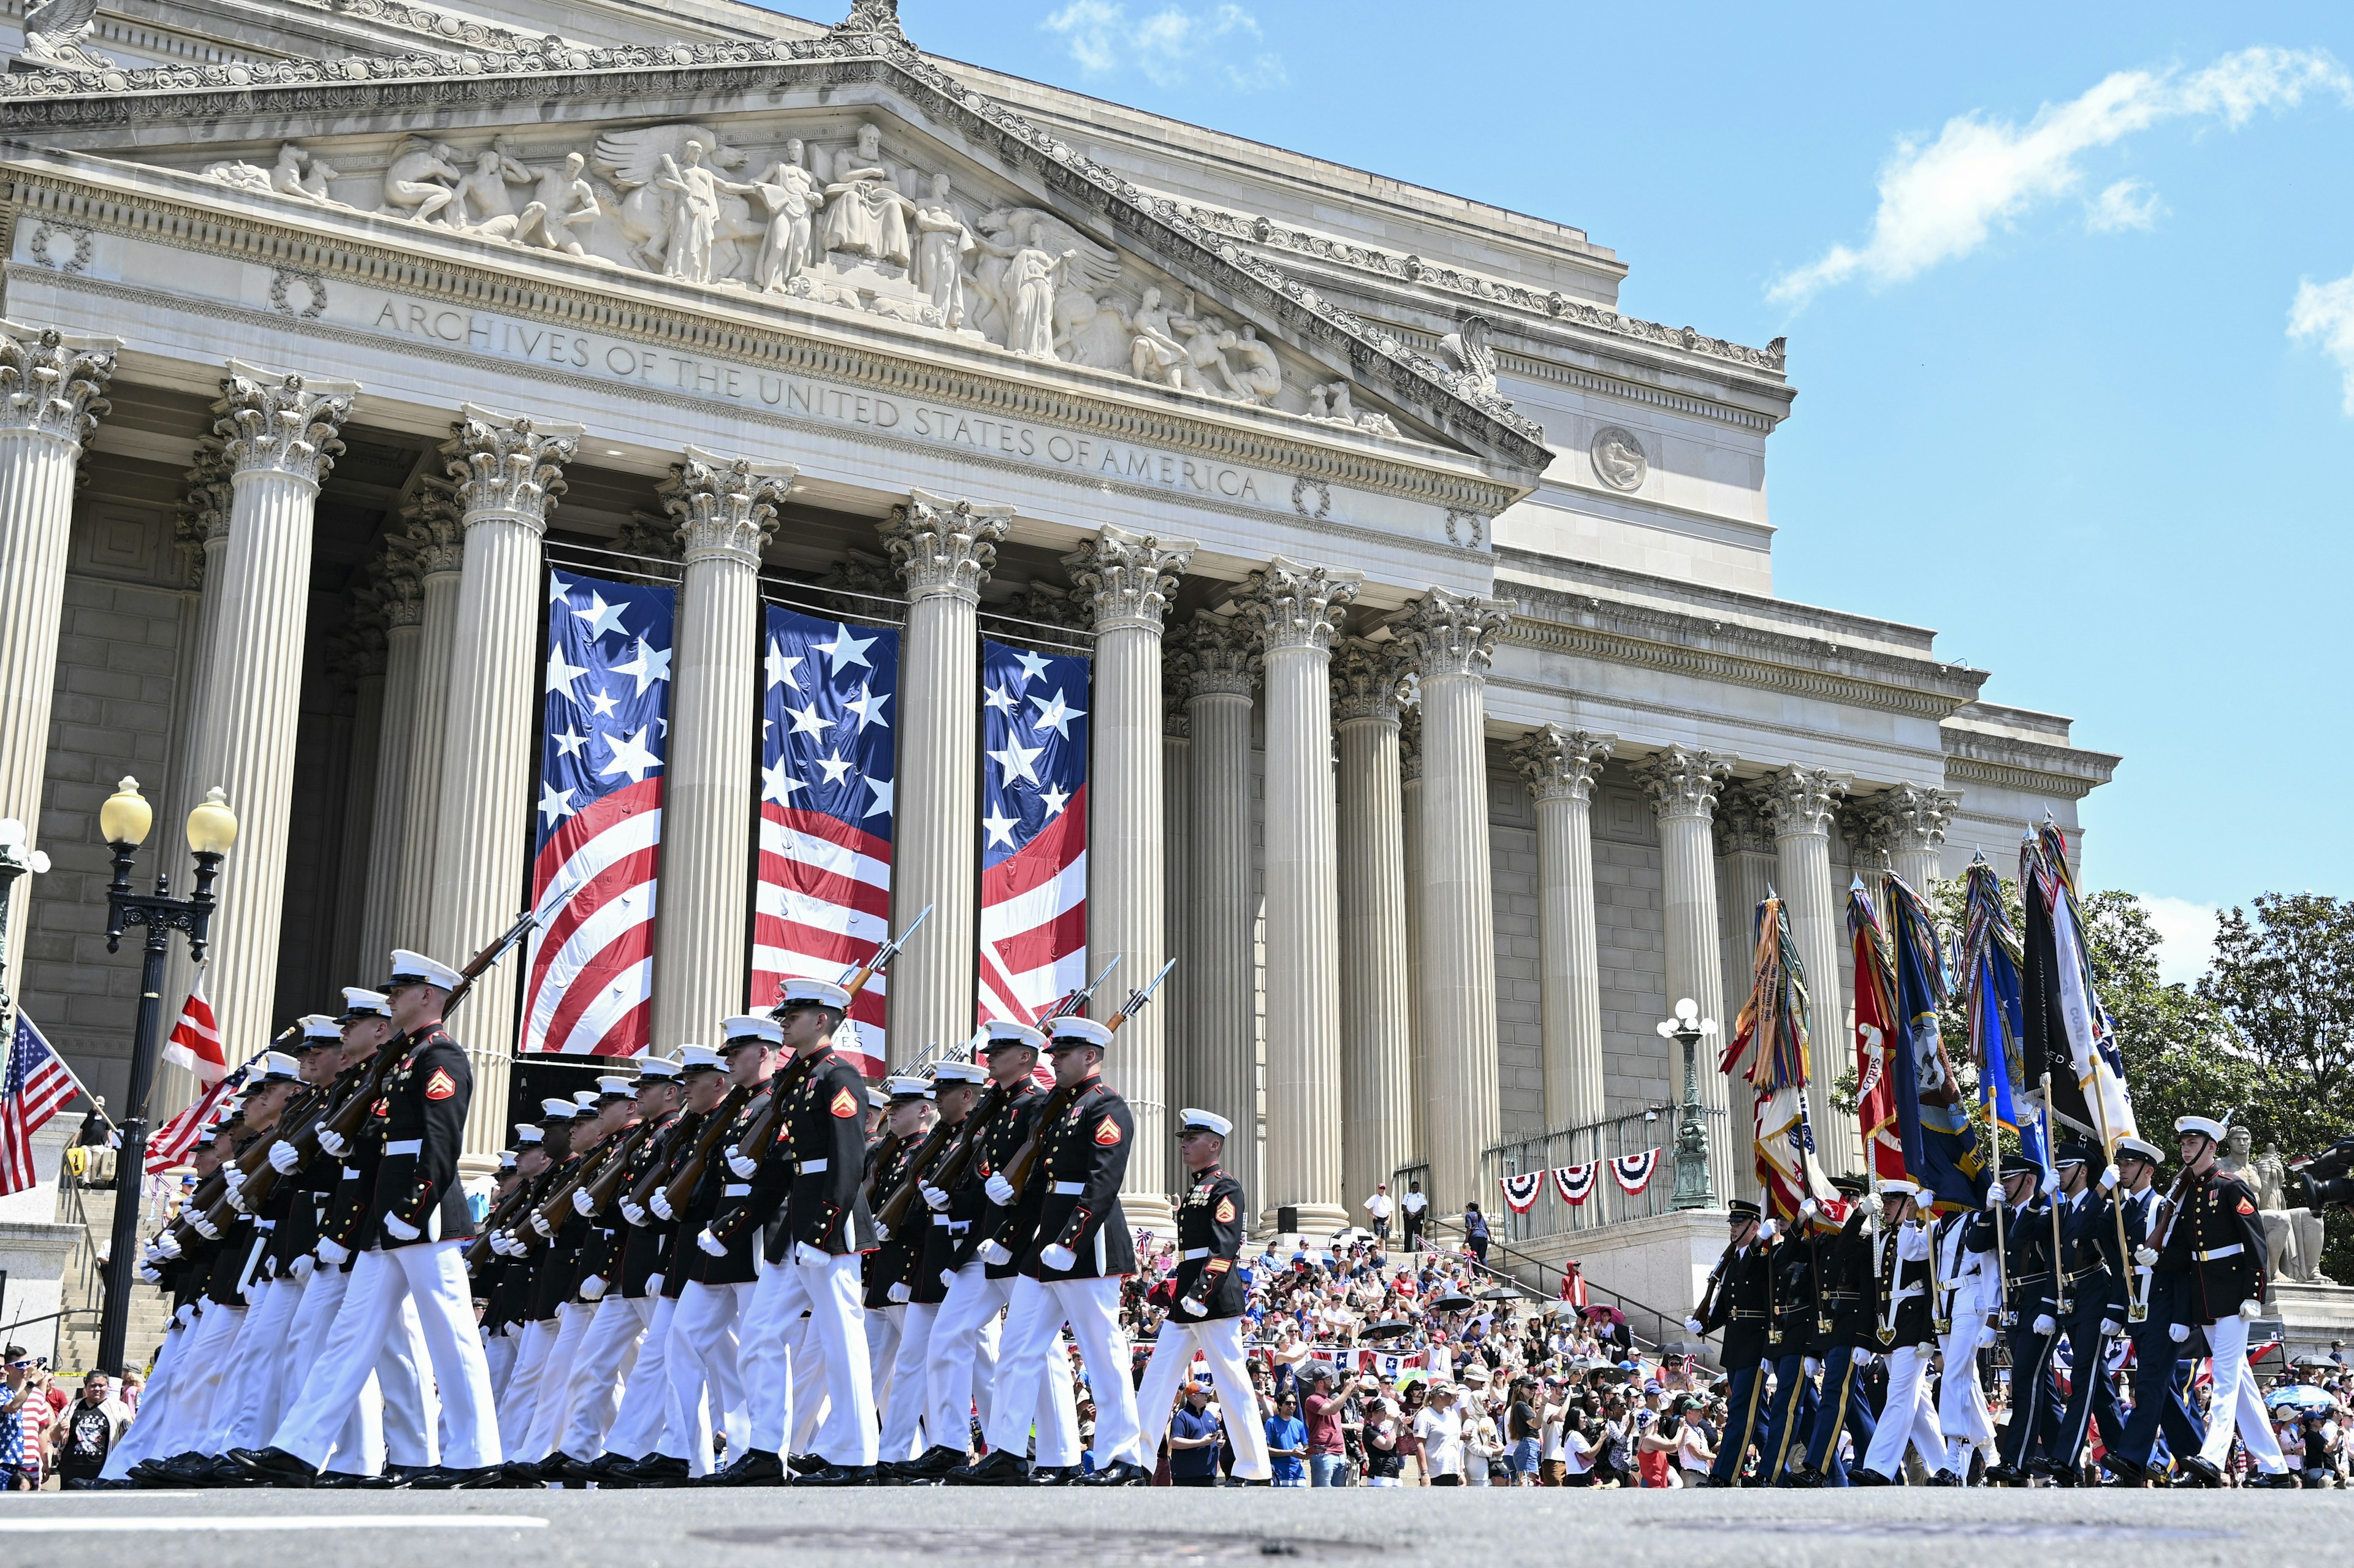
[792,3,2354,979]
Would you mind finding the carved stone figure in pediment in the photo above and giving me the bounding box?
[449,144,535,235]
[512,152,601,258]
[975,223,1078,359]
[912,173,975,329]
[205,143,352,211]
[592,124,750,276]
[381,136,465,227]
[969,207,1117,352]
[1224,324,1282,406]
[1055,291,1132,373]
[1129,285,1188,387]
[742,140,824,293]
[657,140,729,284]
[820,123,915,269]
[18,0,114,74]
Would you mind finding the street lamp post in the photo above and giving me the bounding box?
[96,777,237,1377]
[1657,997,1717,1211]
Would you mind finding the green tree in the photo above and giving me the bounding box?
[2200,894,2354,1106]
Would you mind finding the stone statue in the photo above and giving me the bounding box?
[977,224,1078,359]
[911,173,974,327]
[2219,1124,2254,1181]
[18,0,114,73]
[1309,380,1401,438]
[208,143,354,210]
[1054,291,1133,371]
[448,145,536,237]
[380,136,465,226]
[742,141,823,293]
[2252,1142,2333,1287]
[1222,324,1284,405]
[2255,1143,2290,1214]
[1440,314,1501,400]
[510,153,603,257]
[818,123,914,268]
[968,207,1118,351]
[657,142,728,284]
[1128,286,1189,386]
[591,124,750,275]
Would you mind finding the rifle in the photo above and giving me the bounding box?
[1693,1237,1739,1330]
[623,1108,704,1217]
[657,1084,752,1219]
[533,1121,651,1238]
[870,1035,981,1237]
[464,1178,541,1271]
[573,1114,671,1222]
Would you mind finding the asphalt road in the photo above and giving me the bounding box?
[0,1485,2328,1567]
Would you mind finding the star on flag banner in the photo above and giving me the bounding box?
[976,638,1089,1027]
[751,606,900,1078]
[2,1014,80,1196]
[521,569,675,1057]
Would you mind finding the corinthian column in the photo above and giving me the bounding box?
[392,494,463,952]
[1511,725,1615,1132]
[1857,783,1962,894]
[1399,706,1425,1169]
[1761,765,1855,1173]
[359,538,425,973]
[198,364,357,1061]
[1392,589,1509,1222]
[1635,745,1737,1201]
[653,449,793,1051]
[1238,558,1360,1235]
[430,407,579,1156]
[1161,663,1191,1155]
[0,322,114,1007]
[1181,614,1257,1176]
[1331,639,1412,1214]
[878,490,1010,1062]
[1068,524,1195,1225]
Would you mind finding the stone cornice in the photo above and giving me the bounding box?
[0,40,1553,470]
[1940,728,2119,802]
[0,165,1523,520]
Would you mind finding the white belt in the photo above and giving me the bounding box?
[932,1215,953,1226]
[1182,1247,1210,1260]
[2195,1243,2243,1262]
[384,1139,422,1156]
[1892,1284,1924,1300]
[340,1167,360,1181]
[799,1159,828,1173]
[723,1183,752,1197]
[256,1220,276,1232]
[1050,1181,1084,1196]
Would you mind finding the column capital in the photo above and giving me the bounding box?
[1512,724,1615,804]
[1178,614,1259,699]
[614,511,687,583]
[1162,647,1195,738]
[1758,764,1850,841]
[1634,745,1735,823]
[1851,782,1964,856]
[174,443,234,589]
[1330,637,1408,726]
[1238,555,1362,655]
[217,360,357,485]
[1399,703,1423,784]
[376,534,425,630]
[880,489,1011,603]
[0,321,116,446]
[444,404,579,528]
[398,489,465,578]
[1388,586,1509,680]
[1711,782,1776,856]
[661,446,794,567]
[996,579,1091,635]
[1066,523,1195,634]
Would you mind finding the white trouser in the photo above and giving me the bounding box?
[1861,1344,1945,1477]
[498,1318,559,1455]
[743,1252,876,1464]
[283,1264,377,1475]
[557,1295,650,1461]
[1937,1326,1995,1450]
[988,1276,1140,1467]
[660,1279,753,1464]
[168,1301,246,1453]
[204,1276,304,1452]
[377,1293,439,1471]
[928,1265,1076,1463]
[102,1320,189,1477]
[880,1303,938,1462]
[271,1242,503,1472]
[1136,1314,1271,1481]
[604,1295,710,1466]
[786,1312,830,1455]
[2199,1313,2287,1472]
[486,1327,519,1400]
[869,1302,904,1424]
[522,1301,592,1462]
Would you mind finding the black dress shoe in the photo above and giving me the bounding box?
[1983,1462,2024,1487]
[1781,1464,1823,1489]
[2175,1453,2225,1489]
[238,1447,320,1488]
[156,1452,219,1486]
[799,1463,875,1487]
[620,1454,691,1486]
[500,1458,546,1486]
[2098,1453,2147,1485]
[946,1449,1030,1486]
[1851,1467,1893,1486]
[1028,1464,1077,1486]
[1929,1470,1964,1487]
[787,1452,827,1477]
[541,1452,595,1486]
[1078,1459,1151,1487]
[706,1450,787,1487]
[891,1445,969,1482]
[2247,1471,2301,1490]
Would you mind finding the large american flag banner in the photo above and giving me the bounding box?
[752,606,900,1078]
[2,1014,80,1195]
[522,569,675,1057]
[976,639,1089,1026]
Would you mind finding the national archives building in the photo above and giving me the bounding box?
[0,0,2116,1251]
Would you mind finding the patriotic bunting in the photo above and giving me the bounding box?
[1499,1170,1544,1213]
[976,638,1090,1027]
[1609,1147,1661,1195]
[1550,1163,1597,1205]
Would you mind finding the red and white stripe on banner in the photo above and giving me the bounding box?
[751,812,891,1073]
[522,785,663,1057]
[975,639,1091,1029]
[1499,1170,1542,1213]
[158,971,225,1086]
[1610,1147,1661,1195]
[1550,1163,1597,1205]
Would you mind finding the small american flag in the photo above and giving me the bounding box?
[147,1053,253,1173]
[1,1014,80,1195]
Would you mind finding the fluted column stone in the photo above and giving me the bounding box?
[1512,725,1615,1132]
[197,363,357,1062]
[1238,558,1360,1235]
[652,449,793,1051]
[1160,662,1191,1193]
[392,495,463,953]
[330,595,389,987]
[1636,745,1737,1201]
[359,538,425,975]
[1857,783,1962,895]
[1068,524,1194,1226]
[1181,614,1257,1176]
[878,490,1010,1064]
[1399,706,1425,1171]
[1331,638,1413,1214]
[0,322,114,1012]
[1762,765,1855,1174]
[1393,589,1509,1222]
[430,406,578,1157]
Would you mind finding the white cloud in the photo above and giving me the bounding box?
[1770,47,2350,306]
[2085,177,2165,233]
[2140,895,2222,987]
[2290,267,2354,413]
[1042,2,1286,91]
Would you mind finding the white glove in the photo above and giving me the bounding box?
[1799,1198,1816,1219]
[941,1268,961,1290]
[269,1141,301,1174]
[173,1303,197,1328]
[156,1233,181,1260]
[1040,1242,1076,1272]
[189,1211,220,1239]
[979,1239,1012,1267]
[1804,1357,1822,1377]
[697,1228,726,1257]
[644,1273,664,1297]
[1685,1317,1704,1336]
[2135,1246,2159,1267]
[1852,1347,1873,1367]
[2032,1314,2056,1336]
[579,1275,607,1301]
[887,1281,911,1304]
[225,1165,247,1190]
[2100,1319,2122,1338]
[1756,1220,1778,1244]
[986,1173,1016,1207]
[2041,1173,2060,1198]
[620,1201,646,1227]
[1179,1294,1208,1318]
[726,1148,758,1181]
[139,1264,162,1284]
[572,1189,595,1216]
[1974,1324,1997,1349]
[2239,1298,2263,1321]
[317,1129,348,1159]
[315,1237,350,1267]
[1984,1185,2005,1211]
[921,1184,950,1212]
[2098,1166,2120,1192]
[289,1255,316,1285]
[381,1213,420,1242]
[530,1211,553,1238]
[794,1242,830,1266]
[2169,1322,2190,1344]
[650,1190,674,1221]
[225,1186,251,1216]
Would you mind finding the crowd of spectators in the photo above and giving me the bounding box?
[2,1347,137,1491]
